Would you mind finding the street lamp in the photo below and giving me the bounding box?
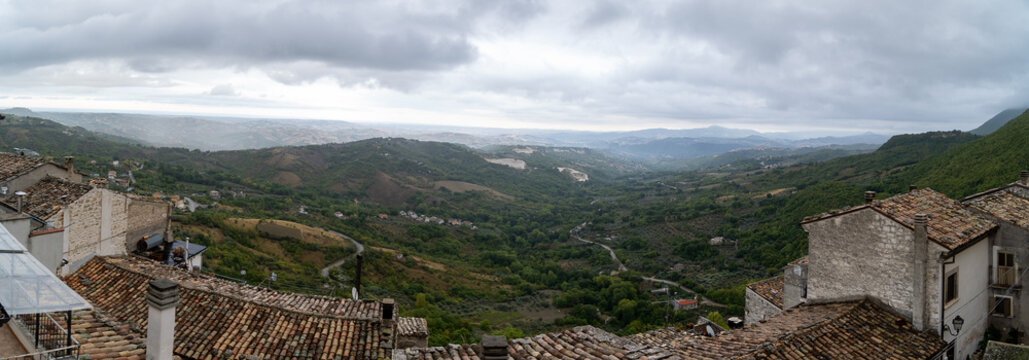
[943,315,964,336]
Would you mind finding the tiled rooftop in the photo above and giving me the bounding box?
[746,275,784,308]
[0,152,44,182]
[630,299,943,359]
[804,188,996,249]
[629,301,857,359]
[3,176,93,220]
[394,325,678,360]
[71,309,147,360]
[75,256,381,320]
[67,256,395,359]
[736,300,944,359]
[786,255,808,266]
[398,299,939,360]
[964,188,1029,231]
[398,317,429,337]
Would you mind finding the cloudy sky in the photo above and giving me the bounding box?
[1,0,1027,133]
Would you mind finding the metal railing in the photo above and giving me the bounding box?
[1,312,80,360]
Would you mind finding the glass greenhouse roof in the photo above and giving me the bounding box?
[0,224,91,315]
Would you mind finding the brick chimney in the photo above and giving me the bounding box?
[1021,170,1028,185]
[481,335,509,360]
[146,278,180,360]
[864,191,876,204]
[911,214,929,331]
[64,156,74,181]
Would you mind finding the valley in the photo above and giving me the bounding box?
[0,108,1027,346]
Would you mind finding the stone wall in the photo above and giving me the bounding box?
[396,335,429,349]
[60,189,170,275]
[745,288,782,325]
[124,195,170,249]
[804,209,945,326]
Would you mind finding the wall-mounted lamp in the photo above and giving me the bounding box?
[943,315,964,336]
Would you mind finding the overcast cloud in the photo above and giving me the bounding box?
[1,0,1027,133]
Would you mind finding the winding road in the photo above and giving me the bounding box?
[571,223,725,307]
[320,230,365,277]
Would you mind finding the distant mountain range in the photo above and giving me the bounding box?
[3,107,1013,167]
[970,107,1028,136]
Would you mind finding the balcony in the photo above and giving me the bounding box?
[0,313,80,360]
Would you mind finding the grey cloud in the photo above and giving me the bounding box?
[0,0,484,73]
[208,84,239,96]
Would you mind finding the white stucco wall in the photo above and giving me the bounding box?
[944,238,991,360]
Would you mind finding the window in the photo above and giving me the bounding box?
[945,271,959,305]
[997,251,1017,286]
[993,296,1014,317]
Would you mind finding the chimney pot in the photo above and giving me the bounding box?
[1020,170,1028,184]
[914,213,929,225]
[864,191,876,204]
[481,335,509,360]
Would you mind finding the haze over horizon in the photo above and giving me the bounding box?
[2,1,1028,133]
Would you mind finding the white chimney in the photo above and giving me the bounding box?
[146,278,179,360]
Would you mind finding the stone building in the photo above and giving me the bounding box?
[744,172,1029,360]
[0,152,172,275]
[0,153,82,196]
[962,171,1029,343]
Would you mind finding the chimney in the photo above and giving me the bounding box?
[381,298,395,326]
[864,191,876,204]
[911,214,929,331]
[481,335,509,360]
[15,191,26,213]
[1021,170,1028,185]
[64,156,74,180]
[355,253,363,298]
[909,185,918,192]
[146,278,180,360]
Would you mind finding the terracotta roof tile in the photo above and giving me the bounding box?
[67,256,395,359]
[805,188,996,249]
[786,256,808,266]
[398,317,429,337]
[736,300,945,359]
[746,275,784,309]
[395,326,678,360]
[3,176,93,219]
[630,300,944,360]
[964,188,1029,231]
[0,152,45,183]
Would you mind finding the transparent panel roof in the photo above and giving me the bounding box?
[0,224,91,315]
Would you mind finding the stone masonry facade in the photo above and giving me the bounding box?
[744,287,782,324]
[59,188,169,275]
[803,209,945,331]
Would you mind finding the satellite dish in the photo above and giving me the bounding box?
[706,325,715,337]
[351,287,359,300]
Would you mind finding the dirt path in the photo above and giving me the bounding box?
[571,222,725,307]
[320,230,365,277]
